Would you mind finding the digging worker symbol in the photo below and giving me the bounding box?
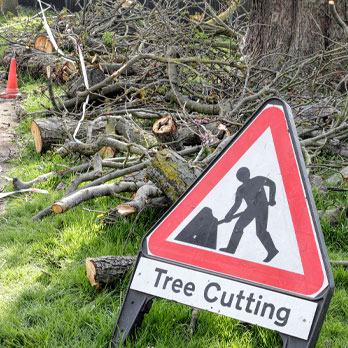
[220,167,279,263]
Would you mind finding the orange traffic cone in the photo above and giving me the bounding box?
[0,58,19,99]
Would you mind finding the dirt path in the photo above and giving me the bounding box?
[0,84,19,215]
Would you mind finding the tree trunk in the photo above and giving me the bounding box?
[86,256,136,289]
[2,0,18,15]
[243,0,346,63]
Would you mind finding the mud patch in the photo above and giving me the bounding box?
[0,90,19,215]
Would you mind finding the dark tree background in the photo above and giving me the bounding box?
[2,0,19,15]
[244,0,347,63]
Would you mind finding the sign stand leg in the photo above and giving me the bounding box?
[111,289,153,347]
[280,334,308,348]
[279,291,333,348]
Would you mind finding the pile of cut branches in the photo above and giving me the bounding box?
[2,0,348,227]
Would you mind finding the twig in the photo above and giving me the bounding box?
[329,1,348,36]
[122,205,146,253]
[330,260,348,266]
[189,307,199,335]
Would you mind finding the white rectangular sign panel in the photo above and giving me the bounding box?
[131,257,317,340]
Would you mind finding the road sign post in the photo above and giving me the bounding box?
[111,98,334,348]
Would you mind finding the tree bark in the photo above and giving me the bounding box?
[1,0,18,15]
[330,260,348,267]
[115,117,157,148]
[51,180,141,214]
[13,162,92,191]
[56,134,146,158]
[66,66,106,98]
[86,256,136,289]
[65,154,103,195]
[146,149,201,203]
[243,0,346,63]
[31,118,75,153]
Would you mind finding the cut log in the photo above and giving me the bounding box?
[152,115,177,136]
[30,118,65,153]
[30,117,105,153]
[1,45,76,83]
[116,204,137,216]
[115,183,162,216]
[60,61,77,83]
[147,149,201,203]
[66,66,106,98]
[86,255,136,289]
[98,146,115,158]
[152,115,182,150]
[115,116,221,149]
[34,35,54,53]
[115,117,157,148]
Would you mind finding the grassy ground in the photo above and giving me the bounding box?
[0,8,347,348]
[0,85,346,348]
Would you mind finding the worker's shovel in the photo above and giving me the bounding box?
[217,212,243,225]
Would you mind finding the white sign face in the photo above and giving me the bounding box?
[167,127,303,274]
[131,257,317,340]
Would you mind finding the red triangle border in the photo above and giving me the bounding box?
[148,106,325,296]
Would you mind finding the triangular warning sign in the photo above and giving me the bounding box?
[146,99,328,297]
[112,99,335,348]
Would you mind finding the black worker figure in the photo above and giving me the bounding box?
[220,167,279,263]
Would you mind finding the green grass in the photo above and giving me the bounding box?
[0,6,44,58]
[0,194,148,348]
[0,91,347,348]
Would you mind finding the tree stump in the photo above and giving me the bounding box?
[152,115,182,150]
